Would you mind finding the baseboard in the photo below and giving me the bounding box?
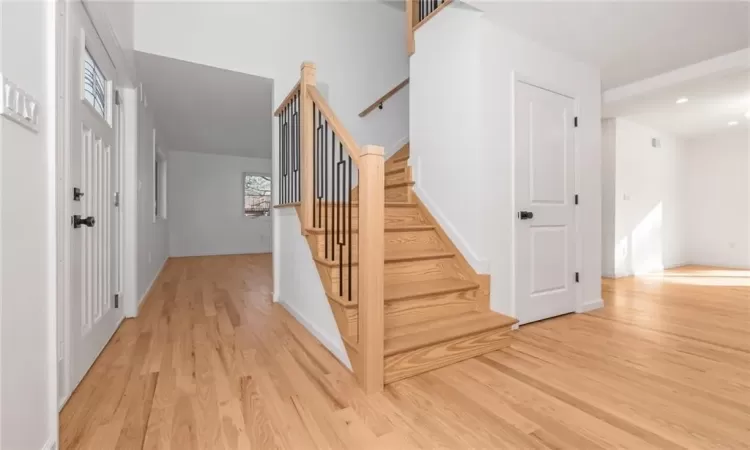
[577,298,604,313]
[386,135,409,160]
[280,301,352,371]
[414,185,489,273]
[137,257,168,314]
[169,249,272,258]
[41,437,57,450]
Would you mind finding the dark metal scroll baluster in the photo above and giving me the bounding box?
[324,118,329,259]
[348,155,352,301]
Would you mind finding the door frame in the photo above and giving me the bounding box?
[510,72,582,324]
[55,0,129,408]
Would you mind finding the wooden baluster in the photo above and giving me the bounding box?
[358,144,385,393]
[300,62,316,234]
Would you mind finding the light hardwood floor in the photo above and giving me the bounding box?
[60,257,750,449]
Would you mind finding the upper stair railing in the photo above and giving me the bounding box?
[274,62,386,393]
[406,0,453,55]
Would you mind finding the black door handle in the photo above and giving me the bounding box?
[72,215,96,228]
[518,211,534,220]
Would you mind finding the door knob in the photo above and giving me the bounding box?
[518,211,534,220]
[72,215,96,228]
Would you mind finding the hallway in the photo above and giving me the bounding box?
[60,256,750,449]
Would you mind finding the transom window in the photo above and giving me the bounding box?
[83,48,107,118]
[244,174,271,217]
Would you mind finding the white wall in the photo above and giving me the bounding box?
[168,151,272,257]
[133,2,410,155]
[612,118,684,276]
[136,93,168,304]
[411,4,603,318]
[0,1,56,449]
[410,5,485,271]
[277,209,351,369]
[683,127,750,268]
[601,119,617,277]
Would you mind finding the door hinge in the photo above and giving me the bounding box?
[115,90,121,106]
[114,191,120,207]
[575,194,579,205]
[574,117,579,127]
[114,293,120,308]
[575,272,580,283]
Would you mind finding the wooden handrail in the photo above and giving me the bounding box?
[359,78,409,118]
[273,81,300,116]
[307,85,361,165]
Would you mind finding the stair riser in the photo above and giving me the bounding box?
[385,185,410,202]
[311,229,444,259]
[385,170,409,184]
[324,257,458,294]
[315,206,426,230]
[341,289,480,333]
[387,159,408,171]
[384,326,513,384]
[384,290,479,329]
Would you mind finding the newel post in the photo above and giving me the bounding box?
[358,145,385,393]
[299,62,316,233]
[406,0,416,55]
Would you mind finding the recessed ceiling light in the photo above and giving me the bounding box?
[676,98,689,104]
[728,121,739,126]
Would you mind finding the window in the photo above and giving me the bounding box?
[83,49,107,118]
[244,174,271,217]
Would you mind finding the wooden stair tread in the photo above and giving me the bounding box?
[314,249,454,267]
[385,181,415,189]
[314,201,416,208]
[386,278,478,301]
[384,311,516,357]
[385,167,408,175]
[327,277,477,307]
[307,224,434,234]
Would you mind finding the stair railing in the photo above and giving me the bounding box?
[406,0,453,55]
[274,62,385,393]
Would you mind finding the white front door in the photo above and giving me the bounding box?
[66,4,122,393]
[514,81,577,324]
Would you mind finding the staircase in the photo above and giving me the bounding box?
[275,60,516,393]
[322,145,516,384]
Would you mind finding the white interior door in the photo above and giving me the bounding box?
[514,81,577,324]
[66,5,122,392]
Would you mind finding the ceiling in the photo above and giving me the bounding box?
[474,1,750,89]
[605,68,750,138]
[134,51,273,158]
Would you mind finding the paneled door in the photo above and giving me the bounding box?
[514,80,577,324]
[66,3,122,394]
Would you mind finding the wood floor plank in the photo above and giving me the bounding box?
[60,258,750,449]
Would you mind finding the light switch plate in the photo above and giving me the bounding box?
[1,72,40,133]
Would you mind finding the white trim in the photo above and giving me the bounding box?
[0,0,5,445]
[603,48,750,104]
[279,301,352,371]
[41,437,56,450]
[47,1,61,447]
[122,88,138,317]
[139,257,168,309]
[577,298,604,314]
[413,184,490,273]
[386,135,409,159]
